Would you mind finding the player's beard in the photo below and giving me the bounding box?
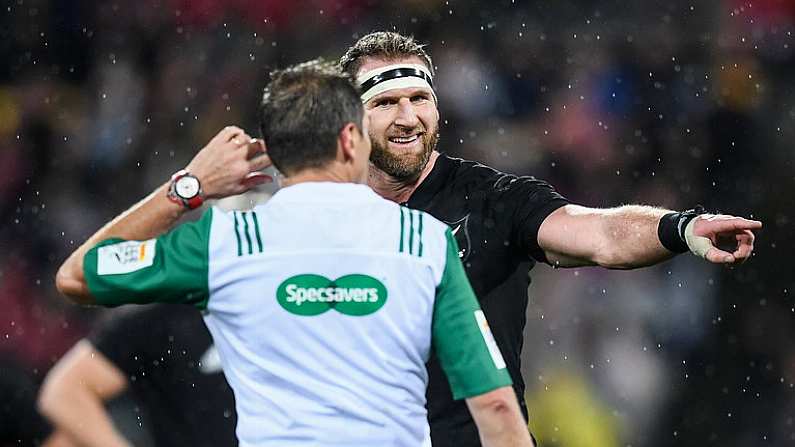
[370,125,439,181]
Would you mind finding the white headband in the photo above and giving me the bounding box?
[356,63,437,104]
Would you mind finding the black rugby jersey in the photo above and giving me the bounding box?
[405,153,569,447]
[89,304,237,447]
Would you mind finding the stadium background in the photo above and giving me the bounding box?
[1,0,793,445]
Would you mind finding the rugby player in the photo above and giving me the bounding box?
[54,61,534,446]
[337,31,763,447]
[38,305,237,447]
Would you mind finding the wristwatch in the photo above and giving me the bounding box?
[167,169,204,209]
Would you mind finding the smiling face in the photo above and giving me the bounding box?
[357,56,440,181]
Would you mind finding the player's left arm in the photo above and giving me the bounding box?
[537,204,762,269]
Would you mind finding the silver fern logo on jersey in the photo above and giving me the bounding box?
[445,214,471,261]
[276,274,388,316]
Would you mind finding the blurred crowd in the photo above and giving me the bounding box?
[1,0,794,445]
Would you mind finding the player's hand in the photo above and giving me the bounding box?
[185,126,273,199]
[685,214,762,264]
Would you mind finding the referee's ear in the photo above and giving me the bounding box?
[337,121,371,183]
[338,122,359,164]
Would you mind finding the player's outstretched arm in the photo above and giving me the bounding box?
[55,126,271,304]
[466,387,535,447]
[38,341,131,447]
[537,204,762,269]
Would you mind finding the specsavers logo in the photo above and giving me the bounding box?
[276,274,387,316]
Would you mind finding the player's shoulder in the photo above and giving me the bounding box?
[440,154,544,194]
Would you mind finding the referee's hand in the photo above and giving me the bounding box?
[686,214,762,264]
[186,126,273,199]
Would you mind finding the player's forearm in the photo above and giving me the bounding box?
[467,387,535,447]
[40,342,131,446]
[39,383,131,447]
[592,205,675,269]
[541,204,675,269]
[56,183,187,303]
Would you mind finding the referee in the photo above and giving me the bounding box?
[338,32,763,447]
[54,61,533,446]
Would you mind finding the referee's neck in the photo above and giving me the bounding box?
[281,168,361,188]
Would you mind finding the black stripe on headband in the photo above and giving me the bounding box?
[359,67,434,94]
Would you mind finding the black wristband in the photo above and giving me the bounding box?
[657,206,706,253]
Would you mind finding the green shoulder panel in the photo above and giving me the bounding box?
[84,208,213,309]
[432,228,512,400]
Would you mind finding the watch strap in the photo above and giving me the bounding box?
[167,169,205,210]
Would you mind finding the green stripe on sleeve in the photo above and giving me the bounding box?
[233,212,243,256]
[417,211,424,257]
[408,209,415,255]
[241,211,253,255]
[84,208,213,310]
[251,211,264,253]
[432,228,512,400]
[399,207,405,253]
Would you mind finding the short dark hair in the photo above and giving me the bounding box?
[258,59,364,176]
[340,32,434,78]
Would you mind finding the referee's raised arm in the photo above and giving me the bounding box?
[55,126,271,305]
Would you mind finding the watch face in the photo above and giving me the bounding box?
[175,176,200,198]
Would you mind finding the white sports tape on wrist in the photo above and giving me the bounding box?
[684,218,712,259]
